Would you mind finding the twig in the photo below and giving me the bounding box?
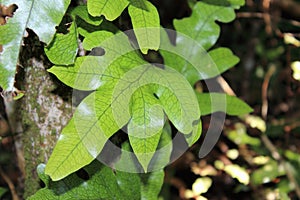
[263,0,272,35]
[0,166,19,200]
[261,65,276,120]
[237,12,300,28]
[260,65,300,198]
[273,0,300,20]
[217,76,236,96]
[214,47,300,198]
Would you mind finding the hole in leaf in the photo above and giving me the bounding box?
[192,118,201,126]
[89,47,105,56]
[153,93,159,99]
[75,168,90,181]
[0,4,18,25]
[39,179,46,188]
[55,15,72,34]
[97,130,127,167]
[142,50,164,65]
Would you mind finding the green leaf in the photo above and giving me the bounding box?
[48,42,146,178]
[251,159,286,185]
[226,123,261,146]
[12,90,24,100]
[81,30,142,62]
[46,32,145,180]
[114,141,144,173]
[30,162,140,200]
[128,0,160,54]
[140,170,164,200]
[156,85,200,135]
[223,164,250,185]
[160,0,243,85]
[45,22,78,65]
[87,0,129,21]
[197,93,253,116]
[111,65,200,135]
[48,30,140,91]
[71,5,103,26]
[291,61,300,81]
[115,170,141,200]
[45,86,122,180]
[0,187,7,198]
[45,118,95,181]
[192,177,213,195]
[0,0,71,90]
[160,29,240,85]
[184,119,202,146]
[245,115,266,133]
[114,143,165,199]
[47,30,200,178]
[82,30,114,50]
[209,48,240,71]
[114,123,172,173]
[47,56,106,91]
[148,122,173,171]
[76,19,118,38]
[174,0,244,50]
[128,86,164,172]
[31,162,164,200]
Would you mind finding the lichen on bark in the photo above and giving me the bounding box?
[15,32,73,198]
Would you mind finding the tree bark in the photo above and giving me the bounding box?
[13,32,73,198]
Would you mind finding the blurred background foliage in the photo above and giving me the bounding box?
[158,0,300,200]
[160,0,300,199]
[1,0,300,199]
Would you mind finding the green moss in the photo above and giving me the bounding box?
[19,63,72,198]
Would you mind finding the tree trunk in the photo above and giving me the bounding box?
[13,32,73,198]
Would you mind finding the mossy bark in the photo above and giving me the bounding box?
[15,33,73,198]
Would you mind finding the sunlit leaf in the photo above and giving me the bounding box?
[160,32,240,85]
[224,164,250,185]
[192,177,212,195]
[0,0,71,90]
[128,86,164,171]
[110,65,200,168]
[82,30,114,51]
[111,65,200,135]
[71,5,103,26]
[245,115,266,133]
[147,122,172,171]
[47,30,201,178]
[197,92,253,116]
[45,119,95,181]
[251,159,285,185]
[174,0,244,50]
[47,56,106,91]
[253,156,270,165]
[291,61,300,81]
[225,123,261,146]
[87,0,129,21]
[43,1,249,186]
[45,22,78,65]
[159,0,244,85]
[226,149,239,160]
[284,33,300,47]
[128,0,160,54]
